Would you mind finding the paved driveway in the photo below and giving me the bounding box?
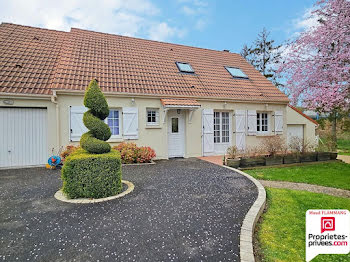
[0,158,257,261]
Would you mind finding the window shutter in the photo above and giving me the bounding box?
[123,107,138,139]
[235,110,246,151]
[70,106,88,141]
[247,110,257,135]
[202,109,214,156]
[275,111,283,134]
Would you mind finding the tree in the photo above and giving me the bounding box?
[278,0,350,148]
[241,28,282,87]
[80,79,112,154]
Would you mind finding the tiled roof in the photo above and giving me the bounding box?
[288,105,319,125]
[0,23,289,103]
[0,23,67,95]
[161,98,200,107]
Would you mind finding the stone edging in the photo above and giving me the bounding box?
[122,161,156,166]
[54,180,134,204]
[222,165,266,262]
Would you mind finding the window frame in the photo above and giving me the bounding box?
[146,108,160,126]
[257,112,269,134]
[225,66,249,79]
[105,108,122,139]
[176,62,195,73]
[214,111,230,144]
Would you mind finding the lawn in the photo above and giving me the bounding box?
[245,162,350,190]
[257,188,350,262]
[338,139,350,155]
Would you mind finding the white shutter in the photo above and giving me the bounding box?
[275,111,283,134]
[247,110,257,136]
[202,109,214,156]
[235,110,246,151]
[123,107,138,139]
[70,106,88,141]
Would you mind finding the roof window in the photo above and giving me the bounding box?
[225,67,248,79]
[176,62,194,73]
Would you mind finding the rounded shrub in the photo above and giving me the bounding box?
[80,79,111,154]
[61,149,122,199]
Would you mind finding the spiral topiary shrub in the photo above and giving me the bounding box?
[61,79,122,199]
[80,79,111,154]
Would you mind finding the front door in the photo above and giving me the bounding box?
[168,111,185,158]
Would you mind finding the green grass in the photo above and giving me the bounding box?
[258,188,350,262]
[337,139,350,151]
[338,151,350,156]
[245,162,350,190]
[338,139,350,155]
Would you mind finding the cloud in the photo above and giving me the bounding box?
[178,0,209,30]
[182,6,196,15]
[195,19,206,31]
[0,0,183,41]
[148,22,186,41]
[292,7,319,32]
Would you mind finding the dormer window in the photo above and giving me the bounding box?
[225,67,248,79]
[176,62,194,73]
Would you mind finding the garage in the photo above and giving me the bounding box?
[287,124,304,149]
[0,108,48,168]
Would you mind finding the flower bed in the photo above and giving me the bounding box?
[224,137,338,169]
[113,142,156,164]
[226,152,337,169]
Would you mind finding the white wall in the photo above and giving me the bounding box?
[1,93,297,160]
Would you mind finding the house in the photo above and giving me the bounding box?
[0,23,317,168]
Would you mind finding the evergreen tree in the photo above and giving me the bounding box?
[241,28,282,87]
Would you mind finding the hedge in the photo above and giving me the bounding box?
[61,148,122,199]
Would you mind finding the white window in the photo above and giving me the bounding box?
[257,112,268,133]
[225,66,248,79]
[146,108,159,125]
[176,62,194,73]
[106,109,121,137]
[214,112,230,144]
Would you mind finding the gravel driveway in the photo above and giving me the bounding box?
[0,158,257,261]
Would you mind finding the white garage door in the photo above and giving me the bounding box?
[0,108,48,168]
[287,124,304,149]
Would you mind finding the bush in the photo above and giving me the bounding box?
[61,148,122,199]
[60,145,80,161]
[261,136,286,156]
[113,142,156,164]
[289,137,315,154]
[137,146,156,163]
[226,146,238,159]
[80,79,111,154]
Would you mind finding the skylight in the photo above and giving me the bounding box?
[225,67,248,79]
[176,62,194,73]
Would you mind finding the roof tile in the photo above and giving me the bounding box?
[0,23,289,102]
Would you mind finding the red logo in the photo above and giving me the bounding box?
[321,217,335,233]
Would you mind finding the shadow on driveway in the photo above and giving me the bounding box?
[0,158,257,261]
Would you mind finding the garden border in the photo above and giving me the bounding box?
[54,180,134,204]
[222,165,266,262]
[122,161,156,166]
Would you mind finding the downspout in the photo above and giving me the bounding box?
[51,90,60,152]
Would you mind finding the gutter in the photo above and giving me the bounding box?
[54,89,290,105]
[50,90,60,152]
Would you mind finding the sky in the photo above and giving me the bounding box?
[0,0,317,54]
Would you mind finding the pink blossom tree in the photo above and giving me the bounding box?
[279,0,350,147]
